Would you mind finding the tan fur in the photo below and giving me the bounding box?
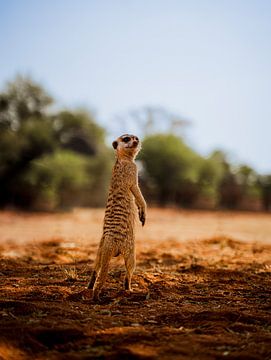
[87,134,146,301]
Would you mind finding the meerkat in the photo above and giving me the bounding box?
[87,134,146,301]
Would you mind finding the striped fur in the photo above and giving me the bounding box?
[87,134,146,301]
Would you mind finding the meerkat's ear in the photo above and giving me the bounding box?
[112,141,118,149]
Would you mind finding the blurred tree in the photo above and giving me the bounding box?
[0,118,57,204]
[236,165,261,205]
[258,175,271,211]
[236,165,255,183]
[196,154,225,206]
[216,152,241,209]
[0,75,53,130]
[218,162,261,210]
[0,75,267,212]
[53,110,105,156]
[14,150,90,210]
[0,76,56,206]
[0,76,112,209]
[112,106,191,139]
[83,149,114,207]
[139,134,201,205]
[219,173,242,209]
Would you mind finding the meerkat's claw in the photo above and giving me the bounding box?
[141,215,145,226]
[139,209,146,226]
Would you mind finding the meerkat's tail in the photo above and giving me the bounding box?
[87,270,97,290]
[87,247,102,289]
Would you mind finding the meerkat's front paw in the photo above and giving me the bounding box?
[138,207,146,226]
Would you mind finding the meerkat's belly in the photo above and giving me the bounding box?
[103,190,136,240]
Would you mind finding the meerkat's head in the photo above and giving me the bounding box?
[112,134,141,160]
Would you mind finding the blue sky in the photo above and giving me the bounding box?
[1,0,271,173]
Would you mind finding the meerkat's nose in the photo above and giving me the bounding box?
[133,140,139,146]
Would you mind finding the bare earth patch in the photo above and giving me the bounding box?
[0,209,271,359]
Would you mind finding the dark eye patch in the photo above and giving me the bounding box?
[122,137,131,143]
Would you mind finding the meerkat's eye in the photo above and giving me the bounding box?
[122,137,131,143]
[135,137,139,141]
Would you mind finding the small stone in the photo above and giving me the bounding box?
[99,310,111,316]
[112,310,122,315]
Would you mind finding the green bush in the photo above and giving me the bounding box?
[0,76,112,209]
[140,134,202,205]
[18,150,90,210]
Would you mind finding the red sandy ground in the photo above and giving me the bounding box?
[0,209,270,360]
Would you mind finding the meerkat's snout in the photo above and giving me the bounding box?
[132,139,139,147]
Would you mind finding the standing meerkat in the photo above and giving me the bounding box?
[87,134,146,301]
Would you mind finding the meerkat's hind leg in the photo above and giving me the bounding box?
[92,247,113,301]
[123,248,136,291]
